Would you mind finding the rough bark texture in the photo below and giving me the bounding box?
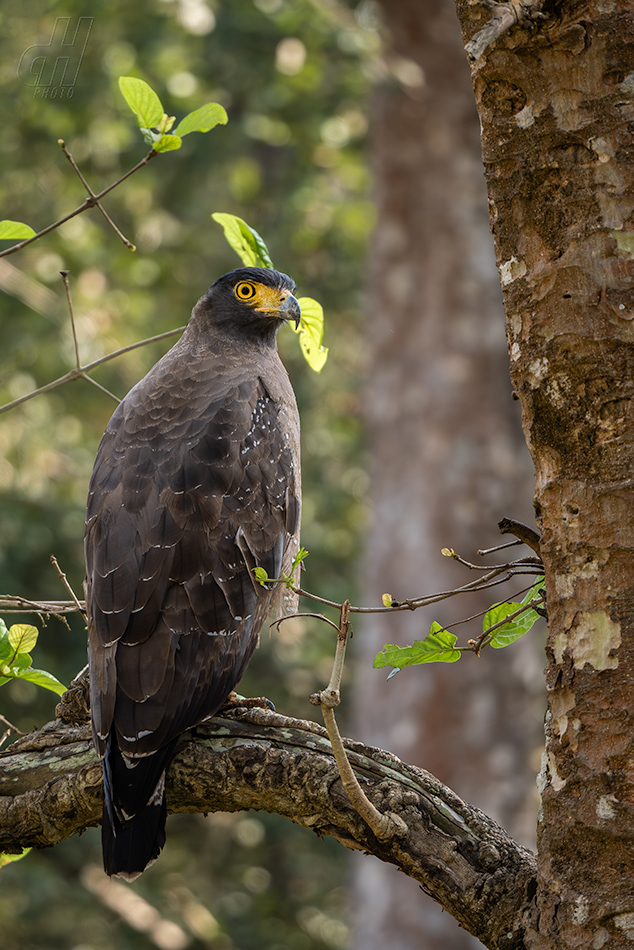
[352,0,540,947]
[0,687,536,950]
[452,1,634,947]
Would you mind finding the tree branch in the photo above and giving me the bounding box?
[311,601,406,839]
[0,693,536,949]
[0,535,544,623]
[0,325,186,416]
[59,141,136,250]
[497,517,542,559]
[0,147,158,260]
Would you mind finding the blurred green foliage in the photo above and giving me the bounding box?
[0,0,377,946]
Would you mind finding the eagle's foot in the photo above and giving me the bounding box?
[220,692,276,713]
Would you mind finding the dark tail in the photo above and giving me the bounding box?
[101,736,178,880]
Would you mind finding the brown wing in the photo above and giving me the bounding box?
[85,371,300,759]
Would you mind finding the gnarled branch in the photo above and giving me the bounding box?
[0,695,536,949]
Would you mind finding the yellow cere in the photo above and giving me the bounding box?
[234,281,288,314]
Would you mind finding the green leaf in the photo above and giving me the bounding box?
[373,622,461,676]
[293,297,328,372]
[253,567,270,587]
[174,103,228,137]
[8,624,38,655]
[0,220,36,240]
[483,600,522,631]
[0,849,31,869]
[291,547,310,572]
[16,668,67,696]
[488,577,545,649]
[0,630,12,664]
[119,77,164,129]
[152,133,183,153]
[12,652,33,671]
[282,547,310,587]
[212,212,273,268]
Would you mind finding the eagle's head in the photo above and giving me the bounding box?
[195,267,301,341]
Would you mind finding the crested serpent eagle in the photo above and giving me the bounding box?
[85,267,302,879]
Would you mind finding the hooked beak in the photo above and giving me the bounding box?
[279,293,301,329]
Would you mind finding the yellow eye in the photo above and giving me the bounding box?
[235,281,256,300]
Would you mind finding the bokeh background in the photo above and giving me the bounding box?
[0,2,544,948]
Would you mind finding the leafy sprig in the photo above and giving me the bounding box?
[373,623,461,679]
[118,76,228,153]
[253,547,310,589]
[0,76,228,249]
[0,619,66,696]
[373,576,545,677]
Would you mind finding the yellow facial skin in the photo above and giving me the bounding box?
[234,280,290,315]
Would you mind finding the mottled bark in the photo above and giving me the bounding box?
[0,694,535,949]
[352,0,539,947]
[452,1,634,947]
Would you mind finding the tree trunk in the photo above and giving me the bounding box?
[351,1,539,947]
[450,1,634,946]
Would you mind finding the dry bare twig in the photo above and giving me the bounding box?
[0,142,159,260]
[310,601,407,840]
[58,140,136,250]
[0,325,186,416]
[49,555,86,622]
[0,140,186,416]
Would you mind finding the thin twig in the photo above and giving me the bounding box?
[0,562,545,631]
[311,602,406,840]
[0,143,182,416]
[448,550,542,572]
[478,539,521,556]
[0,714,24,736]
[60,271,81,369]
[270,612,342,635]
[0,325,185,416]
[0,149,158,260]
[471,596,543,654]
[293,561,541,615]
[78,373,121,403]
[0,595,84,617]
[58,273,122,402]
[49,556,86,621]
[441,579,537,632]
[59,140,136,250]
[0,713,25,751]
[58,275,121,404]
